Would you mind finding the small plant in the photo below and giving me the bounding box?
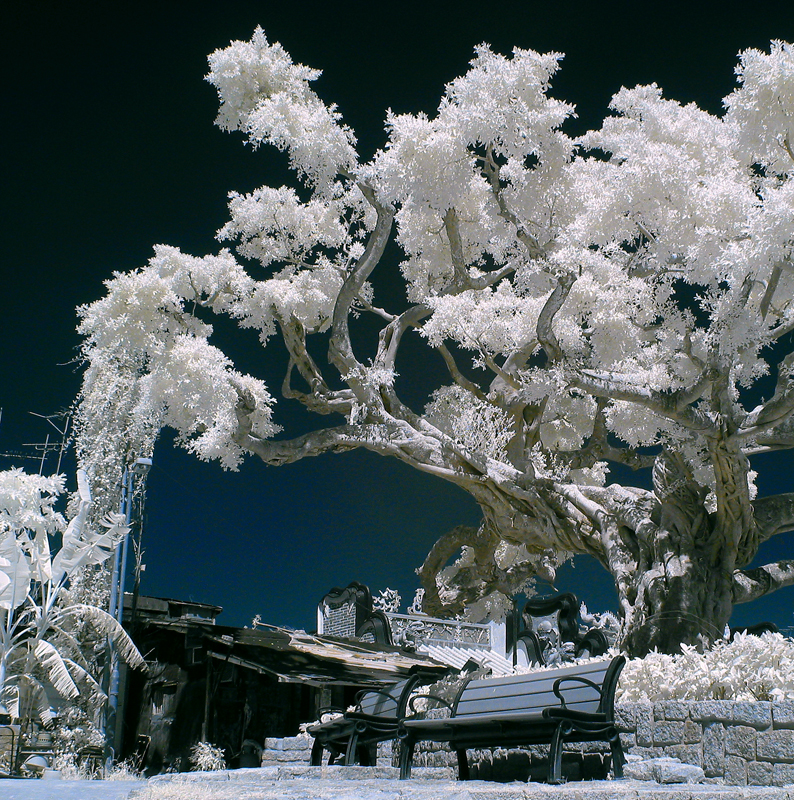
[189,741,226,772]
[106,758,142,781]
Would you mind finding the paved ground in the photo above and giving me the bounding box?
[1,767,793,800]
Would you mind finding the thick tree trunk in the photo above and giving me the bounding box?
[418,454,748,658]
[619,542,734,657]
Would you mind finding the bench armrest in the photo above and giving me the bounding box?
[407,693,453,716]
[543,707,607,724]
[354,687,399,711]
[552,675,603,709]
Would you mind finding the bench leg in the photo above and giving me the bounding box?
[456,749,469,781]
[548,720,573,785]
[361,743,377,767]
[344,732,359,765]
[310,738,324,766]
[398,737,414,779]
[609,728,626,779]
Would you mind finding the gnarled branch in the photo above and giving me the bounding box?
[570,370,713,431]
[751,492,794,543]
[732,560,794,604]
[537,272,576,363]
[329,186,394,394]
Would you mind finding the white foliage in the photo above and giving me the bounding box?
[618,633,794,702]
[77,245,280,479]
[206,27,358,192]
[725,40,794,176]
[424,385,513,460]
[0,468,145,727]
[189,741,226,771]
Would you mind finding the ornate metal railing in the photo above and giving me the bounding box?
[384,612,492,650]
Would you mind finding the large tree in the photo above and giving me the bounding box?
[76,31,794,656]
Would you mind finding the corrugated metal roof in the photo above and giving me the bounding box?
[200,624,451,685]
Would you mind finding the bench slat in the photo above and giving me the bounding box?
[456,690,600,718]
[461,677,603,703]
[466,660,609,692]
[452,662,609,719]
[358,678,408,716]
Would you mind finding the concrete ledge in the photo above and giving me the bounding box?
[128,773,794,800]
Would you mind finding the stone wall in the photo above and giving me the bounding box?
[616,700,794,787]
[261,736,395,768]
[261,700,794,787]
[261,736,313,767]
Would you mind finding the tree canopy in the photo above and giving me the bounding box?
[76,32,794,654]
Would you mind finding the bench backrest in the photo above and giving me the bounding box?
[358,676,414,717]
[453,656,624,720]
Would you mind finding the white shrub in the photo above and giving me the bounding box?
[618,633,794,702]
[189,741,226,772]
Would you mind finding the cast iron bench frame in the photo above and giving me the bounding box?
[308,668,438,766]
[397,655,626,783]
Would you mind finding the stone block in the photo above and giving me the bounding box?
[773,763,794,787]
[702,722,725,777]
[665,744,702,767]
[757,729,794,763]
[748,761,774,786]
[654,720,685,746]
[724,755,748,786]
[732,701,772,730]
[652,757,705,784]
[263,738,283,750]
[684,719,703,744]
[615,702,638,730]
[276,765,322,780]
[276,751,309,762]
[624,759,655,781]
[691,701,733,724]
[774,701,794,730]
[725,725,757,760]
[656,701,690,721]
[636,704,654,746]
[282,736,311,751]
[620,732,636,750]
[629,746,665,759]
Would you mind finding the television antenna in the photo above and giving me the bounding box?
[0,409,71,474]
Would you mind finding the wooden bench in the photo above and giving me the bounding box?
[308,670,436,766]
[398,655,626,783]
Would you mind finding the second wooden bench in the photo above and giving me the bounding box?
[398,655,626,783]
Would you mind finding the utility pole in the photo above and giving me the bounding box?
[104,457,152,769]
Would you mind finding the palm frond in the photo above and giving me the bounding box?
[46,622,91,669]
[10,673,56,726]
[61,657,107,705]
[34,639,79,699]
[59,604,146,671]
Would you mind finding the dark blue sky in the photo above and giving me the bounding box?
[3,1,792,632]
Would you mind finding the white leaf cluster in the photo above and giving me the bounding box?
[424,385,513,460]
[725,41,794,176]
[77,246,279,478]
[206,27,358,192]
[189,741,226,771]
[0,469,64,608]
[617,633,794,702]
